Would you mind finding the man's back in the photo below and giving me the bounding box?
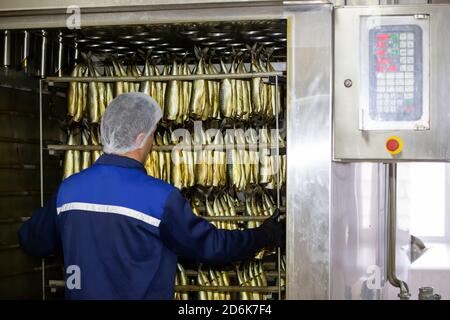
[56,154,177,299]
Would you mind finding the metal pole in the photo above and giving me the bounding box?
[57,32,63,77]
[21,31,30,72]
[274,75,282,300]
[39,79,46,300]
[387,163,410,300]
[40,30,47,78]
[3,30,10,67]
[45,71,284,83]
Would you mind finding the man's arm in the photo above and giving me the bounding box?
[159,189,275,264]
[18,192,61,257]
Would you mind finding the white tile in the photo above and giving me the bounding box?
[407,65,414,72]
[406,86,414,92]
[407,32,415,41]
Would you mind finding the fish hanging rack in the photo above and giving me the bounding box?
[45,143,286,152]
[38,71,286,300]
[47,280,285,293]
[44,71,285,84]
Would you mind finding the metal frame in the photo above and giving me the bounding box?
[334,5,450,162]
[2,0,334,300]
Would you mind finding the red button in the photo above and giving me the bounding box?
[386,139,400,152]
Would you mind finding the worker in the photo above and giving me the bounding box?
[19,92,284,300]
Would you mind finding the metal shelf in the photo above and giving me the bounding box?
[45,72,284,83]
[183,270,285,278]
[175,285,285,292]
[46,143,285,152]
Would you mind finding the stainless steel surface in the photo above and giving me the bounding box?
[330,162,414,300]
[331,163,387,299]
[387,163,410,299]
[0,4,285,30]
[334,5,450,161]
[0,0,281,11]
[3,30,10,66]
[285,6,332,299]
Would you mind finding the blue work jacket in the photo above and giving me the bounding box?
[18,154,269,299]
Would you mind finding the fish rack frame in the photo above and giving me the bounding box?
[39,71,286,300]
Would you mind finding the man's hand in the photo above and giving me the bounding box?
[259,208,285,249]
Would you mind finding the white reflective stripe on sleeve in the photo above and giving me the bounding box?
[56,202,160,227]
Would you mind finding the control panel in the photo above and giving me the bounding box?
[359,15,429,131]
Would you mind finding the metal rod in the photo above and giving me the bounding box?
[74,38,79,62]
[387,163,410,300]
[46,143,285,152]
[56,32,63,77]
[183,270,286,278]
[45,71,284,83]
[47,280,285,293]
[175,285,285,293]
[21,31,29,71]
[40,30,47,77]
[3,30,10,67]
[274,75,282,300]
[39,79,46,301]
[197,208,286,220]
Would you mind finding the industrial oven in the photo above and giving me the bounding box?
[0,0,332,300]
[2,0,448,301]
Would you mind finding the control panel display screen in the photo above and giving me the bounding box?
[360,16,429,131]
[370,25,422,121]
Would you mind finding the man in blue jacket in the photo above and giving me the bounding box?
[19,92,284,300]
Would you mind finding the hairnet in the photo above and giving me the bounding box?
[100,93,162,154]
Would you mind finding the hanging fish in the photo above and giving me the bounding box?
[190,47,209,119]
[219,58,233,118]
[164,58,180,121]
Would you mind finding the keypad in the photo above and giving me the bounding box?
[369,25,422,122]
